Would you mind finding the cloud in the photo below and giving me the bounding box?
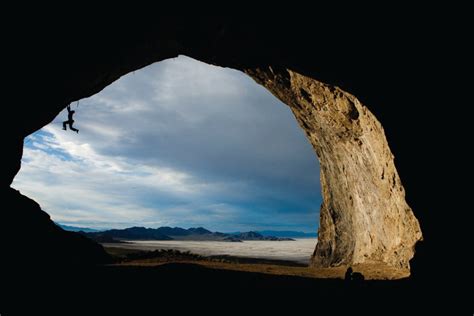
[13,56,321,232]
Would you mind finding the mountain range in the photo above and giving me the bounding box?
[58,224,316,238]
[57,224,101,233]
[247,230,316,238]
[74,226,298,243]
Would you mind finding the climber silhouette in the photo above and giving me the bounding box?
[62,104,79,133]
[345,267,353,282]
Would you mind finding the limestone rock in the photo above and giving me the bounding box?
[246,68,422,269]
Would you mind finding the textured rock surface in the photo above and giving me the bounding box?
[246,68,422,268]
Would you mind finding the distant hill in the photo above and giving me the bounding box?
[231,231,294,241]
[83,226,295,243]
[154,226,190,236]
[57,224,101,233]
[85,227,173,241]
[227,230,317,238]
[188,227,212,235]
[257,230,317,238]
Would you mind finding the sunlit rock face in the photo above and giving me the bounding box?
[246,68,422,269]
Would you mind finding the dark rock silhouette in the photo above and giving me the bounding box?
[352,271,365,282]
[344,267,365,283]
[2,188,111,266]
[79,233,124,243]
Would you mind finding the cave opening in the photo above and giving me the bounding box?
[8,51,423,280]
[12,56,322,267]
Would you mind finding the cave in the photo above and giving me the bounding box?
[3,18,438,292]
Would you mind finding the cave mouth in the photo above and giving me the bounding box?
[13,56,322,266]
[10,50,423,279]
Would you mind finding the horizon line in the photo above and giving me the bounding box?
[56,222,317,234]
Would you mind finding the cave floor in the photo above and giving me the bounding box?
[104,246,409,280]
[112,260,409,280]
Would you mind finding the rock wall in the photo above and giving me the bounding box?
[246,68,422,268]
[2,188,111,266]
[2,18,429,275]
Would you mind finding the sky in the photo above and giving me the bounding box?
[12,56,321,233]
